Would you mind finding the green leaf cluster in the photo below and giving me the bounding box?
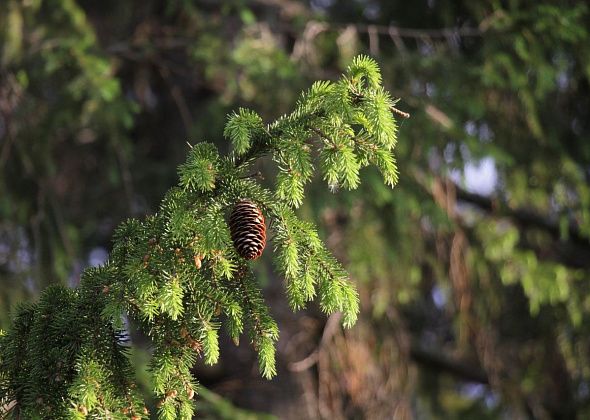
[0,56,401,419]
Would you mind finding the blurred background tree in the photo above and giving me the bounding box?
[1,0,589,419]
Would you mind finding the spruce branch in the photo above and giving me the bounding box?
[0,55,404,419]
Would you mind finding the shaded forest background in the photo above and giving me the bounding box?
[1,0,590,419]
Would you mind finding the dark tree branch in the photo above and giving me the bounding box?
[454,185,590,269]
[411,167,590,268]
[455,186,589,248]
[409,343,489,384]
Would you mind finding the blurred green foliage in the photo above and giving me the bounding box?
[1,0,590,418]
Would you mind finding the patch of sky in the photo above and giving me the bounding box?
[88,246,109,267]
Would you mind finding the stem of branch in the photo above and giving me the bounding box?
[390,106,410,119]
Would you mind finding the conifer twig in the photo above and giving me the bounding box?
[390,105,410,119]
[308,126,337,146]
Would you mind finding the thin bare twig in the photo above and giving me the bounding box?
[289,350,318,372]
[157,66,193,134]
[353,23,483,39]
[391,106,410,119]
[288,312,342,372]
[388,26,408,56]
[307,126,336,146]
[368,25,379,56]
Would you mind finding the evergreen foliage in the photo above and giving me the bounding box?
[0,56,401,419]
[2,0,590,417]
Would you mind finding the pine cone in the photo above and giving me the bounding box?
[229,199,266,260]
